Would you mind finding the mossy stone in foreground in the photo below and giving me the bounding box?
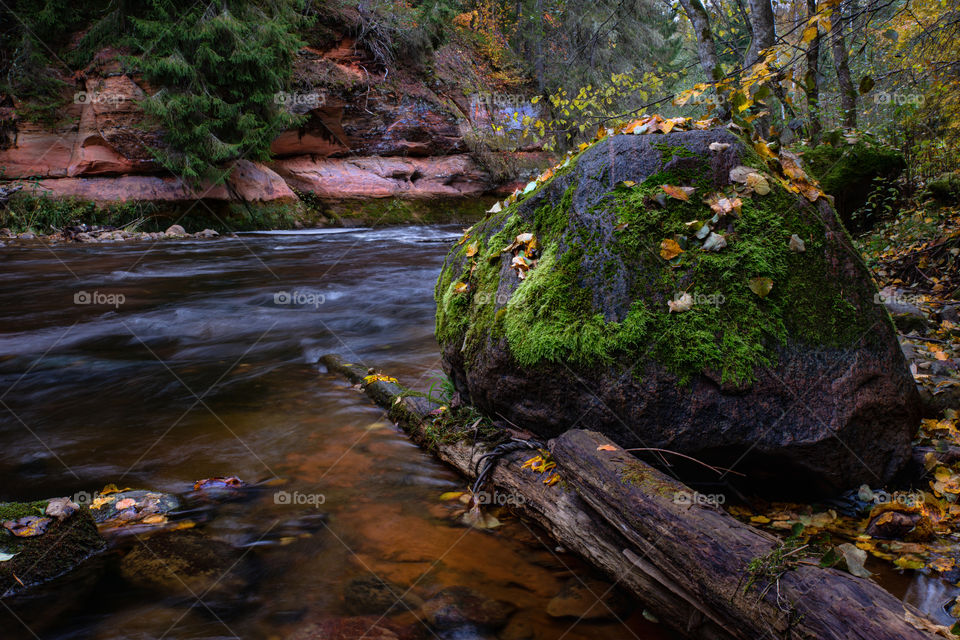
[435,129,919,495]
[0,500,105,596]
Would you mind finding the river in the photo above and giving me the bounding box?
[0,226,667,639]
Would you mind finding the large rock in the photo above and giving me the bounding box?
[0,498,105,596]
[435,128,919,495]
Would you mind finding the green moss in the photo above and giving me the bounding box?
[0,501,47,522]
[329,197,493,226]
[436,135,883,385]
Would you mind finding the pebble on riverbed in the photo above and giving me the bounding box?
[0,225,223,244]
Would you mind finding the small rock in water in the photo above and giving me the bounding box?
[164,224,186,236]
[197,228,219,238]
[343,575,423,616]
[546,577,631,620]
[421,586,516,630]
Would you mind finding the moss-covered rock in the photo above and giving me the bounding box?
[799,140,905,229]
[435,129,919,495]
[926,173,960,204]
[0,499,105,596]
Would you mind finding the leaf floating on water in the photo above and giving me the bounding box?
[660,239,683,260]
[839,543,872,578]
[3,516,52,538]
[789,234,806,253]
[661,184,694,202]
[668,292,694,313]
[462,504,501,529]
[749,277,774,298]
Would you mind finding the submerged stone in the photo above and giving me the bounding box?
[435,128,919,495]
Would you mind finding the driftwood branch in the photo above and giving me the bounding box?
[320,353,942,640]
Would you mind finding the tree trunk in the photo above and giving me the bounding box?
[678,0,720,82]
[805,0,822,142]
[321,353,945,640]
[745,0,776,69]
[832,6,857,128]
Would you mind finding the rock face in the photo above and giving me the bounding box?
[0,39,548,212]
[436,128,920,495]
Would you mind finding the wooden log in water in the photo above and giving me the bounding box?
[320,353,943,640]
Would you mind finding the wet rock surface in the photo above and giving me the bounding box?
[437,129,919,495]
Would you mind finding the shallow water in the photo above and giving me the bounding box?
[0,226,667,639]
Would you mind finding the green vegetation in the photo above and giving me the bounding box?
[437,136,880,385]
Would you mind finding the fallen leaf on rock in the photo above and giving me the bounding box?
[3,516,52,538]
[596,444,618,451]
[614,222,629,232]
[453,282,469,295]
[440,491,465,501]
[729,166,755,183]
[660,239,683,260]
[90,495,116,510]
[746,172,771,195]
[487,202,502,214]
[45,497,79,521]
[141,515,167,525]
[789,234,806,252]
[465,243,478,258]
[115,498,137,510]
[839,543,872,578]
[668,293,694,313]
[709,142,730,152]
[621,180,636,188]
[749,277,774,298]
[703,232,727,252]
[661,184,694,202]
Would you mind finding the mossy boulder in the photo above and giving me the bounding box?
[926,173,960,203]
[800,141,905,229]
[435,128,919,495]
[0,499,105,596]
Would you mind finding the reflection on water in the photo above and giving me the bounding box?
[0,227,666,639]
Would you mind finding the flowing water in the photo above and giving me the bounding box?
[0,226,669,640]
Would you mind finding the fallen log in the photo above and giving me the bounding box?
[320,353,943,640]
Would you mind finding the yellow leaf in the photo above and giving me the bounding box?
[801,25,819,44]
[661,184,693,201]
[750,515,771,524]
[453,282,469,294]
[141,515,167,525]
[362,374,399,385]
[465,242,478,258]
[439,491,465,501]
[660,238,684,260]
[749,277,774,298]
